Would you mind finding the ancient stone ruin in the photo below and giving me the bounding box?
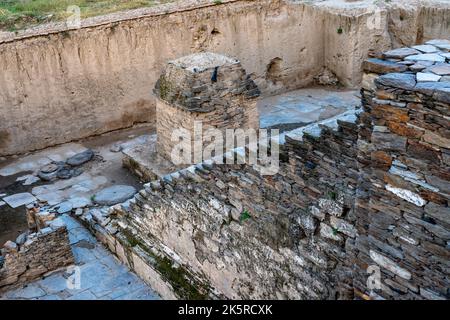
[154,52,260,163]
[0,0,449,302]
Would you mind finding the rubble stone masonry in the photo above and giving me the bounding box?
[154,53,260,162]
[0,218,74,293]
[81,42,449,300]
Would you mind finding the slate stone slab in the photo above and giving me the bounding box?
[3,192,37,208]
[56,201,73,214]
[409,61,435,72]
[436,44,450,51]
[376,73,416,90]
[426,63,450,76]
[405,54,446,63]
[433,87,450,104]
[426,39,450,46]
[94,185,137,206]
[412,45,439,53]
[40,163,59,173]
[417,72,441,82]
[383,47,420,59]
[363,58,407,74]
[414,81,450,95]
[67,149,94,166]
[57,168,72,179]
[371,132,407,152]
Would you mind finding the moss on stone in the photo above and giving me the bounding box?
[121,228,209,300]
[157,76,173,101]
[123,228,140,247]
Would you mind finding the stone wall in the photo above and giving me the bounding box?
[104,108,361,299]
[88,42,450,300]
[155,52,259,162]
[0,218,74,293]
[354,41,450,299]
[1,0,450,156]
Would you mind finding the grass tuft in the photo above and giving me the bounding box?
[0,0,174,31]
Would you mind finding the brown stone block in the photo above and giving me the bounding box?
[387,122,423,139]
[372,105,409,123]
[407,140,441,164]
[376,90,396,100]
[363,58,407,74]
[419,190,448,205]
[370,151,392,169]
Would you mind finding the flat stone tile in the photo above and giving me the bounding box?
[68,228,95,245]
[39,273,71,294]
[60,214,84,231]
[258,88,360,130]
[2,192,37,208]
[34,190,65,206]
[7,285,46,299]
[405,53,446,63]
[113,287,159,300]
[417,72,442,82]
[67,290,98,300]
[34,294,62,300]
[72,246,97,264]
[412,44,439,53]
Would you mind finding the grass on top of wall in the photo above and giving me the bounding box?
[0,0,173,32]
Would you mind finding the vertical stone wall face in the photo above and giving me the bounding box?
[354,43,450,300]
[118,111,361,299]
[0,218,74,292]
[110,43,449,300]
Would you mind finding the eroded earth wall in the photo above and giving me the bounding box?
[1,0,450,156]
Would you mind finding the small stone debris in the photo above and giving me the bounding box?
[38,162,63,181]
[110,143,123,153]
[71,168,84,177]
[66,149,94,166]
[315,67,339,86]
[15,232,29,245]
[40,163,59,174]
[56,168,72,179]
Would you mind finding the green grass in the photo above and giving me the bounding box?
[0,0,173,32]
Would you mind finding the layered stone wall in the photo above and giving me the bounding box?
[104,108,361,299]
[0,218,74,292]
[1,0,450,156]
[354,41,450,299]
[155,53,260,161]
[92,42,450,300]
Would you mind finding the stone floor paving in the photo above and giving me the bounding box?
[0,215,160,300]
[258,87,361,130]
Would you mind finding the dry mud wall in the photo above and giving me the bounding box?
[1,0,450,156]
